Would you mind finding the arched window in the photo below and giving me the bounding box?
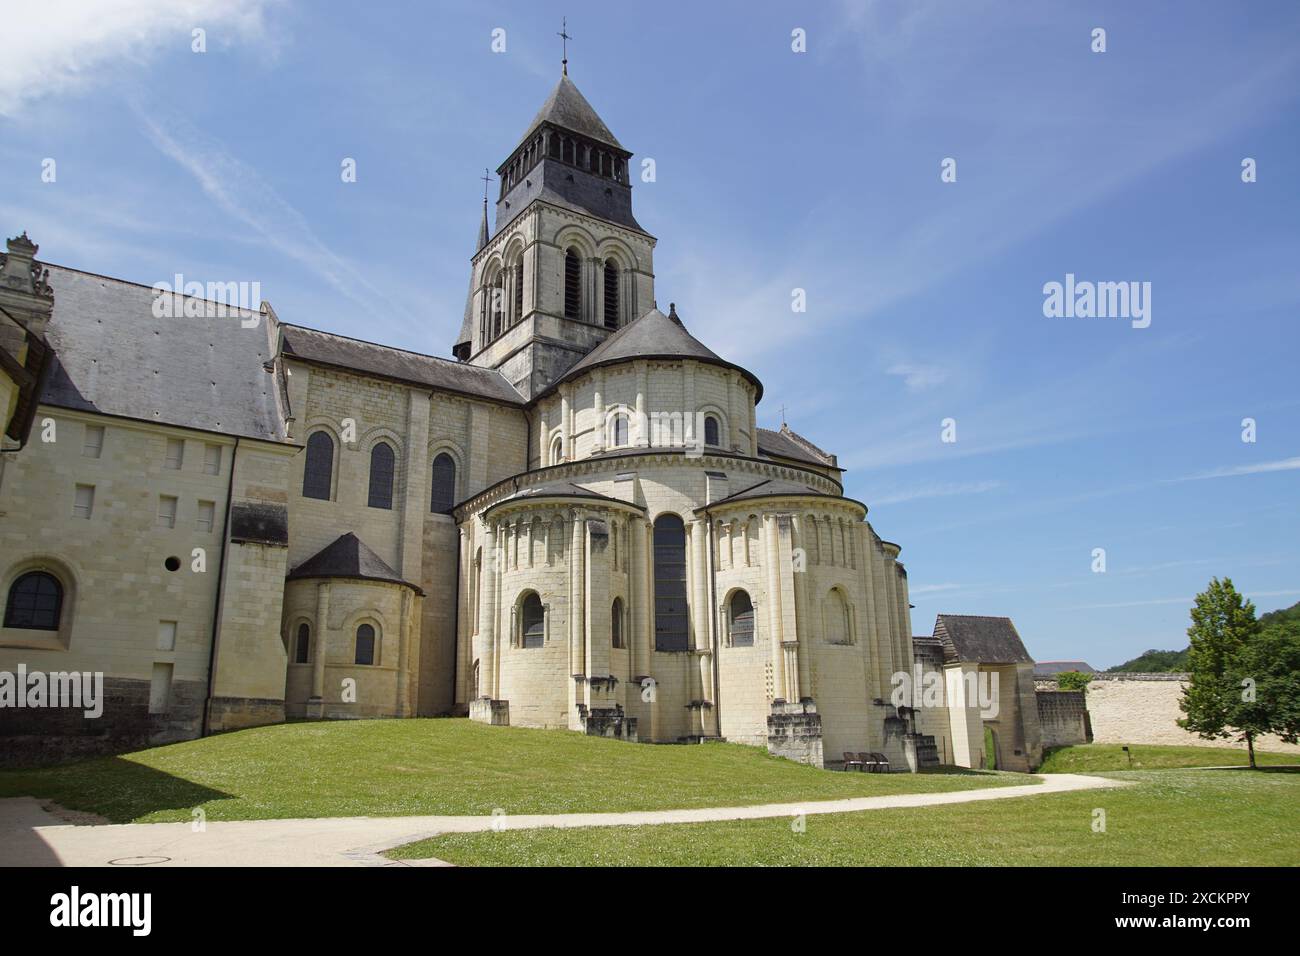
[550,434,564,465]
[730,590,754,647]
[294,622,310,664]
[430,453,456,514]
[825,588,852,645]
[611,413,629,448]
[368,442,396,509]
[704,415,720,447]
[564,248,582,320]
[513,260,524,321]
[611,597,625,648]
[653,514,689,651]
[302,431,334,500]
[4,571,63,631]
[521,592,544,648]
[492,272,504,338]
[603,259,619,329]
[355,623,376,665]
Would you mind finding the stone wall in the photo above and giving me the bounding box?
[1044,674,1300,754]
[1036,689,1091,748]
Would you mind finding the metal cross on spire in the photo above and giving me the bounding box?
[480,167,493,204]
[557,17,571,75]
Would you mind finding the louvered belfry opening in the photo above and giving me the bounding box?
[564,249,582,319]
[603,259,619,329]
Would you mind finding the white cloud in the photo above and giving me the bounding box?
[869,479,1001,506]
[1172,457,1300,482]
[886,362,948,391]
[0,0,274,117]
[909,583,963,595]
[136,107,413,326]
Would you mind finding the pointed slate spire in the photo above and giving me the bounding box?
[476,198,489,252]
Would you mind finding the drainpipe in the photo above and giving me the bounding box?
[202,436,239,736]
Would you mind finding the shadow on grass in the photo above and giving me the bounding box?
[0,756,233,824]
[1204,765,1300,774]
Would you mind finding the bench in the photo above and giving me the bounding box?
[859,752,891,773]
[842,751,865,771]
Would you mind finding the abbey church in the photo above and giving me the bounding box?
[0,71,1045,771]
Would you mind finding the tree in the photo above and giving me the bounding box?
[1178,578,1262,765]
[1229,619,1300,765]
[1057,670,1093,692]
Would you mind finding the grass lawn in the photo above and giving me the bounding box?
[1039,743,1298,773]
[389,767,1300,866]
[0,718,1022,823]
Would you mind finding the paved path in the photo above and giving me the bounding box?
[0,773,1127,867]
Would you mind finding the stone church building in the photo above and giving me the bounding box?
[0,72,1043,770]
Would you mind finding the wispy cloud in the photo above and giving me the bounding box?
[886,362,948,391]
[0,0,275,117]
[909,583,963,595]
[135,106,414,327]
[1068,589,1300,611]
[1170,456,1300,482]
[869,479,1001,506]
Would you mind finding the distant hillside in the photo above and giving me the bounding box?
[1107,648,1189,673]
[1259,599,1300,628]
[1107,600,1298,672]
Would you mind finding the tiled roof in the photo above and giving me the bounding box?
[757,425,838,468]
[934,615,1034,665]
[39,266,284,441]
[518,74,623,151]
[280,324,524,406]
[546,306,763,401]
[287,532,421,593]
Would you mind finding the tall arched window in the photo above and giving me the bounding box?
[513,260,524,321]
[653,514,689,651]
[294,622,310,664]
[355,623,376,664]
[730,590,754,646]
[603,259,619,329]
[368,442,395,509]
[564,248,582,320]
[611,413,629,448]
[704,415,720,447]
[550,434,564,465]
[825,588,852,645]
[430,453,456,514]
[521,592,544,648]
[302,431,334,500]
[4,571,63,631]
[611,597,625,648]
[492,272,504,338]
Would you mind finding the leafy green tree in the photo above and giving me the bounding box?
[1229,619,1300,767]
[1056,670,1093,692]
[1178,578,1262,764]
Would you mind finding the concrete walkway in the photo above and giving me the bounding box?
[0,773,1127,867]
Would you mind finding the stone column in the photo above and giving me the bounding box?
[397,588,412,716]
[791,516,812,700]
[309,581,330,718]
[568,510,586,724]
[475,522,497,699]
[592,369,605,453]
[560,387,572,461]
[763,515,786,701]
[585,517,612,713]
[630,518,647,680]
[635,365,649,446]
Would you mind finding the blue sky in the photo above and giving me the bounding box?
[2,1,1296,666]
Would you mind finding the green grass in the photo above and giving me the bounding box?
[1038,743,1298,773]
[389,767,1300,866]
[0,718,1021,824]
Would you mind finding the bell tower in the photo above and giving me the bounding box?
[452,61,656,401]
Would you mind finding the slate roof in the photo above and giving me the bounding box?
[544,305,763,401]
[518,74,624,151]
[707,477,835,507]
[757,425,839,469]
[934,615,1034,666]
[280,324,524,406]
[482,479,640,516]
[287,532,422,594]
[38,266,284,441]
[1033,660,1096,678]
